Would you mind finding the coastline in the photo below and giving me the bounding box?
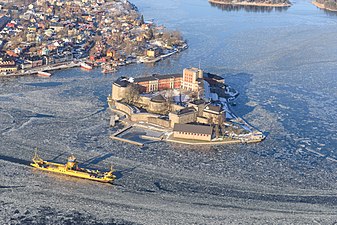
[0,61,81,78]
[209,0,291,7]
[107,76,265,146]
[312,1,337,12]
[1,0,188,78]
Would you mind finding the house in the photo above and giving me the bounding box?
[146,47,160,58]
[25,56,43,68]
[50,23,64,32]
[28,24,37,32]
[0,16,10,31]
[106,48,116,57]
[52,51,73,63]
[173,123,213,141]
[0,60,17,73]
[26,32,36,42]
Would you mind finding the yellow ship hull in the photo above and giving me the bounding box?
[31,161,115,183]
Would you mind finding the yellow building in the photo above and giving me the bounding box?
[146,48,160,58]
[173,123,213,141]
[0,65,17,73]
[0,61,17,73]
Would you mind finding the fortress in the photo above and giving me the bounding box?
[109,67,232,141]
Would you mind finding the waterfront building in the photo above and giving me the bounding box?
[112,68,205,96]
[146,48,160,58]
[181,67,203,92]
[25,56,43,68]
[0,60,17,73]
[173,123,213,141]
[202,104,226,124]
[133,74,182,93]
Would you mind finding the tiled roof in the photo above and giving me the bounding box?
[173,123,213,135]
[134,76,157,82]
[153,73,182,79]
[134,73,182,83]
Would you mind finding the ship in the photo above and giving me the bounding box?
[80,62,93,70]
[30,151,116,183]
[37,71,52,77]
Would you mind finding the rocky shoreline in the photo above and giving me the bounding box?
[312,1,337,12]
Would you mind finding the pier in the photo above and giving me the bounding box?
[0,61,81,77]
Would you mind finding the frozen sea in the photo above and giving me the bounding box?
[1,0,337,224]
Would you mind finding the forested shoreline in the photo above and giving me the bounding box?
[313,0,337,11]
[208,0,291,7]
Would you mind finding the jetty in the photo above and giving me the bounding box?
[0,61,81,78]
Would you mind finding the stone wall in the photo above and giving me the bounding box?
[115,101,133,115]
[169,111,197,128]
[171,104,185,112]
[148,117,170,128]
[148,101,167,113]
[130,113,158,122]
[138,95,151,106]
[197,116,209,124]
[173,131,211,141]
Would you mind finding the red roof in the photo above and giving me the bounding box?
[6,23,15,28]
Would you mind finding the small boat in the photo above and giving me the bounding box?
[37,71,52,77]
[102,64,117,74]
[31,150,116,183]
[80,62,93,70]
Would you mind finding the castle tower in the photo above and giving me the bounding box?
[182,67,203,92]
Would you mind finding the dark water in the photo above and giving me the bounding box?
[26,82,63,87]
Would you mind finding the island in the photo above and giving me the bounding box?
[312,0,337,11]
[0,0,187,77]
[107,67,265,146]
[209,0,291,7]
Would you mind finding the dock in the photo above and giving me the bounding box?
[0,61,81,77]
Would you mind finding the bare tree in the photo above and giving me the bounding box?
[124,84,140,104]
